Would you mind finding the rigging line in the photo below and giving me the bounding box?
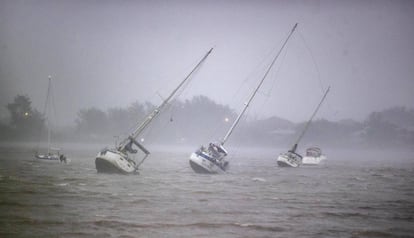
[163,82,189,123]
[222,23,298,145]
[37,77,52,152]
[170,71,197,102]
[225,27,298,131]
[51,78,58,133]
[133,49,213,142]
[136,50,211,137]
[297,30,325,94]
[157,49,209,101]
[133,66,201,141]
[298,30,336,118]
[293,86,330,148]
[213,54,280,143]
[157,107,177,135]
[254,41,290,116]
[42,77,51,118]
[227,40,288,112]
[120,51,204,140]
[168,101,177,122]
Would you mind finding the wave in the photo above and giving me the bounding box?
[320,211,374,219]
[88,220,286,232]
[352,230,394,237]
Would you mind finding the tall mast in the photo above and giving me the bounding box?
[221,23,298,145]
[290,86,330,152]
[119,48,213,149]
[46,76,52,154]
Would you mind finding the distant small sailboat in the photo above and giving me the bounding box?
[301,147,327,166]
[35,76,67,163]
[95,48,213,174]
[276,87,330,167]
[189,23,298,174]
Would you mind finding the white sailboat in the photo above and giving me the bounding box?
[35,76,67,163]
[95,48,213,174]
[276,87,330,167]
[189,23,298,174]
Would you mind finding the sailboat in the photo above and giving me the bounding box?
[95,48,213,174]
[189,23,298,174]
[276,87,330,167]
[35,76,66,163]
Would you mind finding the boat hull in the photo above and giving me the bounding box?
[189,152,227,174]
[301,155,327,166]
[35,154,60,161]
[276,152,301,168]
[95,149,137,174]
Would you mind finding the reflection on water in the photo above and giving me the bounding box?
[0,144,413,237]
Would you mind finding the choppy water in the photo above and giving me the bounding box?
[0,144,413,237]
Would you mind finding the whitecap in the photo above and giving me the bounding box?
[55,183,69,186]
[252,177,266,182]
[235,223,253,227]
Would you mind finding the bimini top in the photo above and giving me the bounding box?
[306,147,322,157]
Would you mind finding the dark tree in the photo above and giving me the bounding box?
[6,95,44,137]
[75,107,108,135]
[364,112,399,145]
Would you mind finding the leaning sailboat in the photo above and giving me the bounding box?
[189,23,298,174]
[276,87,330,167]
[35,76,66,163]
[95,48,213,174]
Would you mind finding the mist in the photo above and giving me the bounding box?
[1,0,413,127]
[0,0,413,171]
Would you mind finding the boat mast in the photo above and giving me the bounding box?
[119,48,213,150]
[290,86,330,153]
[45,76,52,155]
[221,23,298,145]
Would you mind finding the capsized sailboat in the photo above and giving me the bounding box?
[95,48,213,174]
[35,76,67,163]
[189,23,298,174]
[276,87,330,167]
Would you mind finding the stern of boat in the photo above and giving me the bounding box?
[189,152,226,174]
[276,152,302,168]
[95,149,137,174]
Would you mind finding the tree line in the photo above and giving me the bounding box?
[1,94,413,148]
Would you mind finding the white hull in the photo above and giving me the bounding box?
[35,154,60,161]
[301,155,327,166]
[95,149,137,174]
[189,152,228,174]
[276,152,301,168]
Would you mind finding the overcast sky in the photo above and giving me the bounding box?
[1,0,413,126]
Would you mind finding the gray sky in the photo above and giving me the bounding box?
[1,0,413,126]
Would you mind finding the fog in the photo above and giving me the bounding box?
[1,0,413,128]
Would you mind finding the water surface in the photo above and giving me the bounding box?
[0,144,413,237]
